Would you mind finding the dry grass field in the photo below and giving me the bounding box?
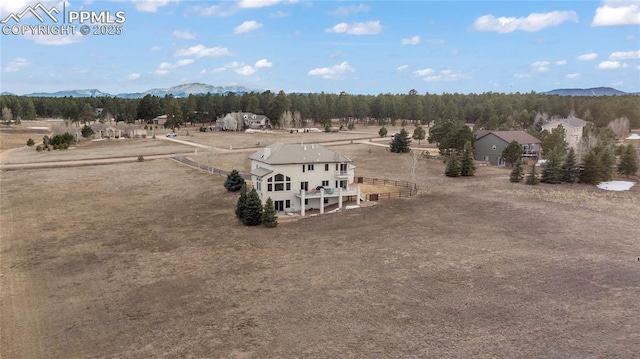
[1,137,640,358]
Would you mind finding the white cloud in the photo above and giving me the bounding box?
[172,30,196,39]
[401,36,420,45]
[255,59,273,68]
[4,58,29,72]
[592,3,640,26]
[307,61,354,79]
[473,10,578,33]
[531,61,551,72]
[396,65,409,71]
[224,61,242,69]
[212,67,226,73]
[132,0,178,13]
[269,11,288,18]
[328,4,370,17]
[627,34,636,40]
[235,65,256,76]
[566,73,581,79]
[150,46,162,51]
[174,44,231,58]
[598,60,622,69]
[514,73,532,79]
[25,33,82,46]
[577,52,598,61]
[200,69,207,74]
[611,80,624,86]
[609,49,640,60]
[234,20,263,34]
[326,21,382,35]
[191,3,236,17]
[126,72,140,80]
[413,68,434,76]
[154,58,194,74]
[238,0,283,8]
[555,60,567,65]
[423,70,469,82]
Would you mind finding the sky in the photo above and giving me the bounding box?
[0,0,639,96]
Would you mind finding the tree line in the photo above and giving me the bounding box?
[1,90,639,130]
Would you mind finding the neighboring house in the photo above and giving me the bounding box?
[90,124,123,139]
[129,128,148,138]
[150,115,167,126]
[541,117,587,150]
[218,112,271,131]
[95,108,103,117]
[475,130,541,165]
[249,143,361,216]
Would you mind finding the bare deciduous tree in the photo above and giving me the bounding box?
[607,116,630,137]
[404,150,427,191]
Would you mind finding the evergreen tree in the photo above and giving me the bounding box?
[579,148,602,185]
[598,146,615,182]
[459,140,476,176]
[378,126,388,137]
[562,147,580,183]
[262,197,278,228]
[242,188,263,226]
[510,161,524,183]
[412,126,426,144]
[541,149,564,184]
[445,152,461,177]
[618,144,639,177]
[390,128,412,153]
[525,164,539,185]
[235,183,247,219]
[81,124,95,138]
[501,140,522,167]
[224,169,245,192]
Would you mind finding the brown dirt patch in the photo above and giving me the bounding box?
[1,142,639,358]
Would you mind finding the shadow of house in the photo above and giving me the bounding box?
[90,124,123,139]
[128,128,148,138]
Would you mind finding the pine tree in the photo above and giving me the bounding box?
[598,146,615,182]
[459,141,476,176]
[501,140,522,167]
[235,183,247,219]
[445,152,461,177]
[412,126,426,145]
[510,161,524,183]
[579,148,602,185]
[224,169,245,192]
[618,144,639,177]
[541,149,564,184]
[525,164,539,185]
[378,126,388,137]
[390,128,412,153]
[562,147,579,183]
[241,188,263,226]
[262,197,278,228]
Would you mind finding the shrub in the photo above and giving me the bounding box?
[137,156,144,162]
[224,169,245,192]
[81,125,95,138]
[525,164,539,185]
[510,161,524,183]
[26,138,35,147]
[36,145,43,152]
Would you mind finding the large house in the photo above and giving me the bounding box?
[249,143,361,216]
[218,112,270,131]
[541,117,587,150]
[474,130,541,165]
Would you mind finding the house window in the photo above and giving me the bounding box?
[267,174,290,192]
[307,164,314,171]
[325,164,329,171]
[322,180,329,187]
[301,181,308,191]
[285,200,291,208]
[256,178,261,191]
[302,165,305,173]
[492,145,497,150]
[304,199,308,205]
[324,198,329,204]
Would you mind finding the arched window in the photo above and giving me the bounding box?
[267,174,291,191]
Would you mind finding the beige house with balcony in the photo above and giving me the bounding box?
[249,143,361,216]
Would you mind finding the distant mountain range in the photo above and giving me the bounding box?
[1,84,638,98]
[543,87,636,96]
[3,83,261,99]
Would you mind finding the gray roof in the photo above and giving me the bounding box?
[544,117,587,129]
[250,143,352,165]
[475,131,541,145]
[249,167,273,177]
